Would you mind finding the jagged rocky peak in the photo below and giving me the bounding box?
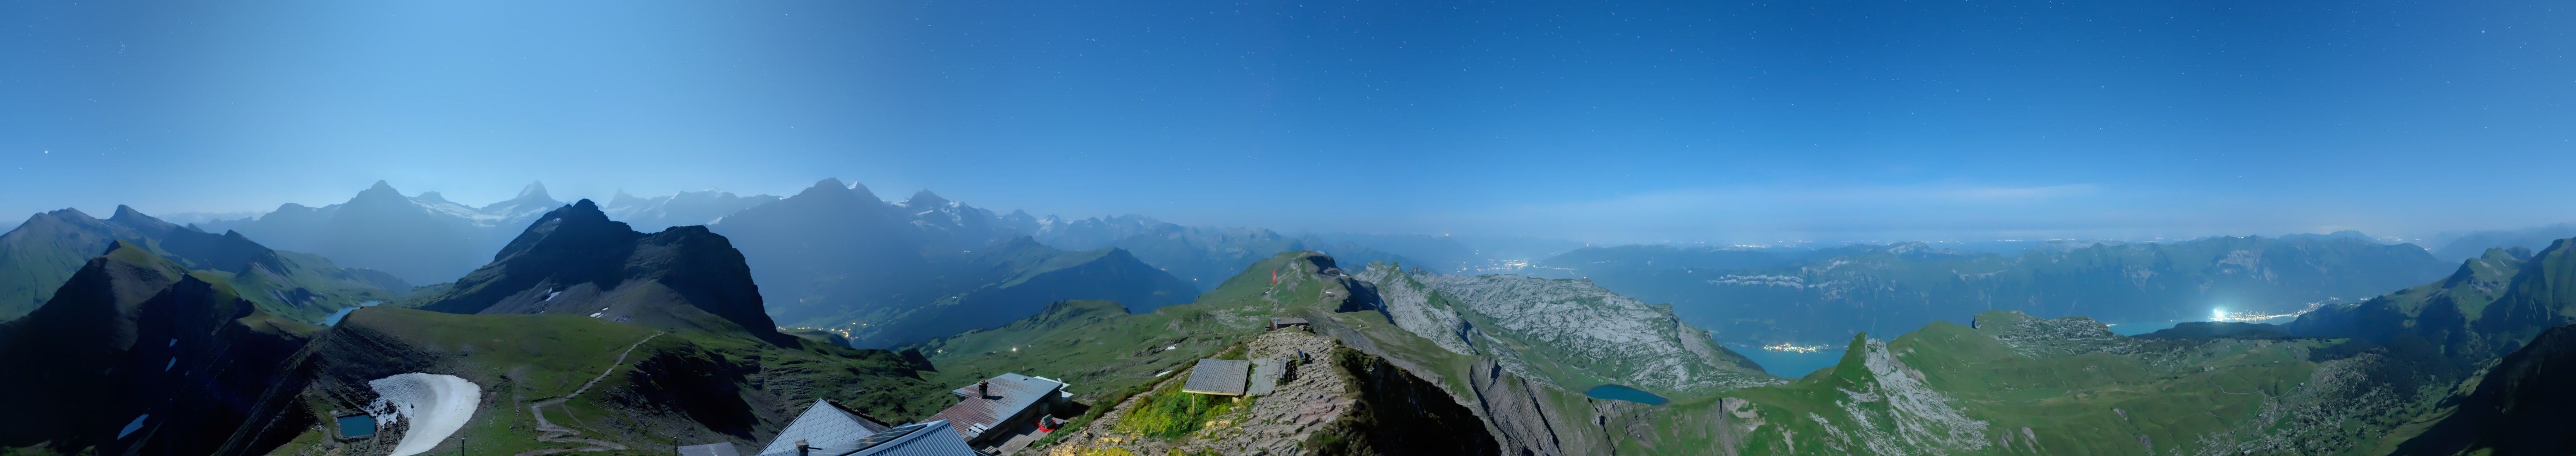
[497,199,635,256]
[515,180,552,201]
[28,207,97,224]
[424,198,786,343]
[901,189,953,208]
[793,178,862,201]
[107,204,152,223]
[351,179,408,201]
[607,189,649,206]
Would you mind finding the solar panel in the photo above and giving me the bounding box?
[1182,359,1251,395]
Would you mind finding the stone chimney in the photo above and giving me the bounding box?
[978,380,990,398]
[795,440,810,456]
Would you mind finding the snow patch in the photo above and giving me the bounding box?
[366,373,482,456]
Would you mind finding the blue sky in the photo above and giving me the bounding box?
[3,0,2571,243]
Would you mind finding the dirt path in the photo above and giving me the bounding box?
[512,332,664,456]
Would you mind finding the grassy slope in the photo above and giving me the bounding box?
[1694,311,2426,456]
[907,252,1332,406]
[0,211,397,322]
[791,240,1196,348]
[262,308,943,455]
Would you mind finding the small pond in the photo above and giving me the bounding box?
[1582,384,1669,406]
[336,414,376,438]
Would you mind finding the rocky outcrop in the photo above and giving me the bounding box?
[417,199,786,343]
[1368,266,1775,394]
[1461,356,1608,456]
[1033,329,1497,456]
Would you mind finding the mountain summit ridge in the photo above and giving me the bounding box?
[417,199,788,344]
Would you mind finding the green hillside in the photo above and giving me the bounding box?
[908,252,1337,406]
[0,242,322,456]
[243,307,947,456]
[1709,311,2424,455]
[791,236,1199,348]
[0,207,403,322]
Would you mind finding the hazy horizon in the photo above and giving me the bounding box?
[8,0,2572,245]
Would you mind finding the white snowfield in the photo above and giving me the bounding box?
[366,373,483,456]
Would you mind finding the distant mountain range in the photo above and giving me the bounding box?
[1536,236,2455,345]
[197,181,564,285]
[2430,223,2576,261]
[702,179,1200,347]
[0,206,404,321]
[601,189,779,232]
[128,179,1486,344]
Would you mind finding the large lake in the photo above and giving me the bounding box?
[1735,347,1848,378]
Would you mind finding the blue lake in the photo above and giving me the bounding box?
[1582,384,1670,405]
[321,301,383,326]
[337,415,376,438]
[1735,347,1848,378]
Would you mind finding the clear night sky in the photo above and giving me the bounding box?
[3,0,2572,243]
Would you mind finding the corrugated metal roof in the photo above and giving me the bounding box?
[679,442,743,456]
[849,420,981,456]
[758,399,890,456]
[927,373,1066,440]
[1182,359,1250,395]
[754,420,981,456]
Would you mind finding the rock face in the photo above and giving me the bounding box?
[1354,265,1775,395]
[1306,256,1763,456]
[417,199,785,343]
[1031,329,1500,456]
[0,242,317,456]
